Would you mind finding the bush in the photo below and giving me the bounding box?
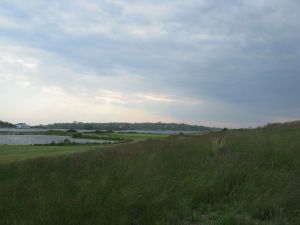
[67,129,77,133]
[72,133,83,138]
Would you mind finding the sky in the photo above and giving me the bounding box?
[0,0,299,128]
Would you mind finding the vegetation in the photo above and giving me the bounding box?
[35,122,218,131]
[0,120,15,128]
[72,131,169,142]
[0,145,96,163]
[0,132,169,162]
[42,130,169,142]
[0,122,299,224]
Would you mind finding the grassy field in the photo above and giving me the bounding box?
[105,131,170,141]
[72,131,170,142]
[0,132,169,163]
[0,145,98,163]
[0,122,299,224]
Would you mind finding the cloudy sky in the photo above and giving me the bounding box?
[0,0,299,127]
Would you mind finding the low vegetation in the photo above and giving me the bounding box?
[0,132,169,162]
[0,122,299,224]
[0,145,98,163]
[43,130,169,142]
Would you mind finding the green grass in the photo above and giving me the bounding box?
[0,123,299,225]
[72,131,170,142]
[0,145,98,163]
[95,131,169,141]
[0,132,168,163]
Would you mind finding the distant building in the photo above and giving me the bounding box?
[15,123,30,129]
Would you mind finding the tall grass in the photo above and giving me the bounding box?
[0,123,299,225]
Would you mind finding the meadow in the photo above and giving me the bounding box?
[0,145,102,163]
[70,130,170,142]
[0,131,169,163]
[0,122,299,225]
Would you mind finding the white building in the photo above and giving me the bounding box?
[15,123,30,129]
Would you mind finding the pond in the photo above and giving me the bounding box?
[0,135,112,145]
[0,128,93,133]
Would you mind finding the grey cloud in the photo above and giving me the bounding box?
[0,0,299,126]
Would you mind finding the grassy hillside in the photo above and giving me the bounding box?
[0,123,299,225]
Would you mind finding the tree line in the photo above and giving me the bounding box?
[36,122,217,131]
[0,121,15,128]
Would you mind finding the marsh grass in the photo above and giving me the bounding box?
[0,123,299,225]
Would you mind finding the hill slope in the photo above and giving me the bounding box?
[0,123,299,225]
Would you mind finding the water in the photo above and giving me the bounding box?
[0,128,93,133]
[0,128,203,135]
[0,128,45,133]
[0,135,111,145]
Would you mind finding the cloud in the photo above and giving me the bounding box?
[0,0,299,127]
[0,40,202,125]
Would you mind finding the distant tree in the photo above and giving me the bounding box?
[0,120,15,128]
[35,122,219,132]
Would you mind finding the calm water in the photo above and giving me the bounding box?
[0,135,111,145]
[0,128,202,135]
[0,128,92,133]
